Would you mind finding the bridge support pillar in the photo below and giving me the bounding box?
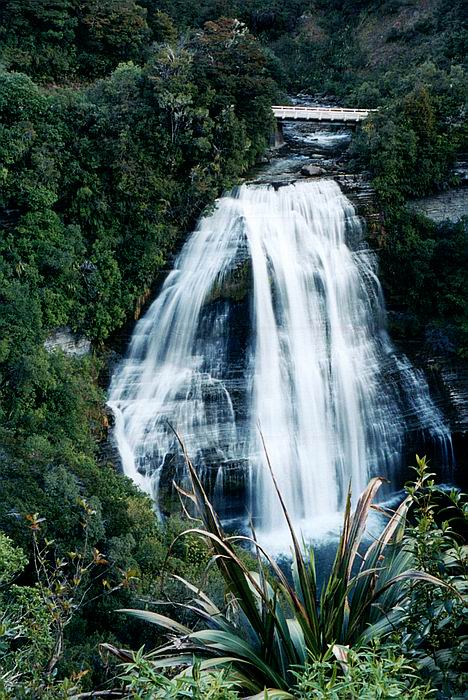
[269,120,284,148]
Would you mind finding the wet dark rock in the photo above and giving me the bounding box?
[80,260,97,273]
[98,405,121,467]
[301,164,327,177]
[428,358,468,436]
[207,259,253,303]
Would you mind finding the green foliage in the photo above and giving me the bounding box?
[114,644,434,699]
[0,30,278,687]
[292,645,433,699]
[122,653,241,699]
[109,451,453,695]
[190,17,276,163]
[350,65,467,356]
[0,533,57,696]
[0,15,278,345]
[0,0,149,81]
[264,0,467,100]
[394,458,468,697]
[0,501,162,697]
[1,585,56,687]
[0,24,277,689]
[356,86,457,206]
[0,533,27,586]
[368,210,468,355]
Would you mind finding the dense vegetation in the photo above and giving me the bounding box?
[0,0,466,697]
[352,71,467,356]
[0,4,278,694]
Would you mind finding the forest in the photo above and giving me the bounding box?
[0,1,467,698]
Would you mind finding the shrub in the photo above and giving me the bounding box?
[394,459,468,696]
[121,653,241,699]
[292,645,433,699]
[106,448,454,696]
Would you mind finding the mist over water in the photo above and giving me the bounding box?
[108,179,452,544]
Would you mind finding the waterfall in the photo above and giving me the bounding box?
[108,179,452,537]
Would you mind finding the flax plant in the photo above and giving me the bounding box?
[105,447,454,697]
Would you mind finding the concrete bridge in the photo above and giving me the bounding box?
[272,105,375,126]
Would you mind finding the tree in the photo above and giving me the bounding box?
[77,0,150,78]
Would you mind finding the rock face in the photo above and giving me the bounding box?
[407,187,468,223]
[428,357,468,437]
[44,327,91,357]
[301,164,326,177]
[422,356,468,488]
[98,405,122,467]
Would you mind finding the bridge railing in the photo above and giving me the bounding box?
[272,106,375,113]
[272,106,378,121]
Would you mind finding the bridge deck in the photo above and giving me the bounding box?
[272,106,375,123]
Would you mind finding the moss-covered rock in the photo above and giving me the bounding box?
[208,259,253,304]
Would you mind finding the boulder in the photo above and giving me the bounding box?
[301,164,326,177]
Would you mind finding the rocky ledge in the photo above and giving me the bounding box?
[407,187,467,224]
[44,327,91,357]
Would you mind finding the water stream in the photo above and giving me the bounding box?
[108,178,452,543]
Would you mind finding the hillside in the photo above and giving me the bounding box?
[0,1,466,697]
[264,0,465,100]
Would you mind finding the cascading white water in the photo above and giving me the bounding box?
[247,182,392,532]
[108,179,451,537]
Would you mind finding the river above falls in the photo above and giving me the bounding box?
[254,121,353,185]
